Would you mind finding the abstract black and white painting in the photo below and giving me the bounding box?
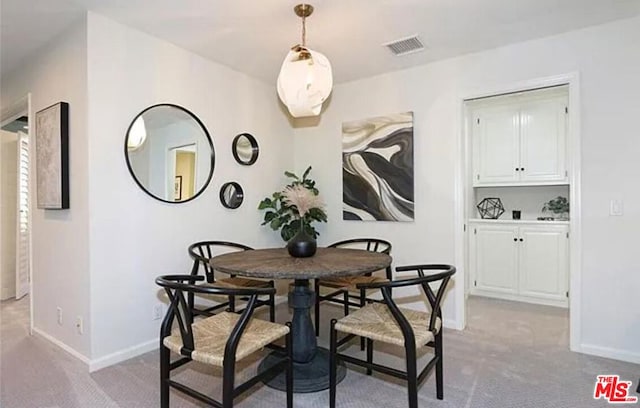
[342,112,414,221]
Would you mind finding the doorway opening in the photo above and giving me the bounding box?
[168,143,197,202]
[456,74,581,352]
[0,95,32,334]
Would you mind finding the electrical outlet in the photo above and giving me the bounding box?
[57,307,63,325]
[152,304,164,321]
[76,316,84,334]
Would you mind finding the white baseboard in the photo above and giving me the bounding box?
[443,318,461,330]
[33,327,90,366]
[469,289,568,308]
[580,343,640,365]
[89,339,158,372]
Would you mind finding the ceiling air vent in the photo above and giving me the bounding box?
[383,35,425,56]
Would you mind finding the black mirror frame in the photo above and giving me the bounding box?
[124,103,215,204]
[219,182,244,209]
[231,133,259,166]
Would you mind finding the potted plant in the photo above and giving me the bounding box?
[542,196,569,220]
[258,166,328,243]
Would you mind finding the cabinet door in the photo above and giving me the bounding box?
[473,104,520,185]
[519,96,568,183]
[473,225,518,294]
[518,226,568,301]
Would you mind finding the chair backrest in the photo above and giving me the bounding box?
[328,238,391,253]
[329,238,392,278]
[155,274,274,359]
[188,241,253,283]
[357,264,456,342]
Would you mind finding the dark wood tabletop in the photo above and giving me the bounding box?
[210,247,391,280]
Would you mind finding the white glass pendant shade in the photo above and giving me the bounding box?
[127,116,147,151]
[277,48,333,118]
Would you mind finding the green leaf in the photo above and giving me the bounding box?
[302,166,312,180]
[257,198,273,210]
[281,222,298,241]
[284,171,299,180]
[270,217,283,230]
[264,212,277,222]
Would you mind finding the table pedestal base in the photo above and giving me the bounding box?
[258,347,346,393]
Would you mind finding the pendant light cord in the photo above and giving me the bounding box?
[301,12,307,47]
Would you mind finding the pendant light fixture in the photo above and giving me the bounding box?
[277,4,333,118]
[127,115,147,151]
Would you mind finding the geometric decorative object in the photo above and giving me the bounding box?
[35,102,69,209]
[342,112,414,221]
[277,3,333,118]
[476,197,505,219]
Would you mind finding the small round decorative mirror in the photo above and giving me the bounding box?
[232,133,259,165]
[124,104,214,203]
[220,182,244,209]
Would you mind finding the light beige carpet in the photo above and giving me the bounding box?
[1,296,638,407]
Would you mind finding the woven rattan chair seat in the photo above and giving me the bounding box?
[318,273,388,291]
[334,303,441,347]
[163,312,289,366]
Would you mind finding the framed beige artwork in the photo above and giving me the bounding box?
[35,102,69,209]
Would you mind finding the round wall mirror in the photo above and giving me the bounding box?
[232,133,259,165]
[124,104,215,203]
[220,182,244,209]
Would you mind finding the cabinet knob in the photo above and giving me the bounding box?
[520,167,525,171]
[519,238,524,242]
[513,238,517,242]
[515,167,519,171]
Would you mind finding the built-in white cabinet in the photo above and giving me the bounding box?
[471,89,568,187]
[469,220,569,307]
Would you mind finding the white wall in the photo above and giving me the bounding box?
[86,13,293,363]
[0,131,18,300]
[0,19,90,357]
[293,16,640,362]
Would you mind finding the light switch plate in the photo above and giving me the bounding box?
[610,200,624,216]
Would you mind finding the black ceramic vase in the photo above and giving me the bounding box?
[287,229,317,258]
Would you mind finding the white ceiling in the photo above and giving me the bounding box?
[0,0,86,74]
[2,0,640,83]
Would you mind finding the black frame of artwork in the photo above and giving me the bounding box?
[35,101,70,210]
[173,176,182,201]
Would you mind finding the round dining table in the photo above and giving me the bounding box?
[210,247,392,393]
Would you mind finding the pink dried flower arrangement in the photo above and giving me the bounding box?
[282,184,325,218]
[258,166,328,241]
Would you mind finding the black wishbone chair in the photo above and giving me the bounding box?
[315,238,392,349]
[188,241,275,321]
[156,275,293,408]
[329,264,456,408]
